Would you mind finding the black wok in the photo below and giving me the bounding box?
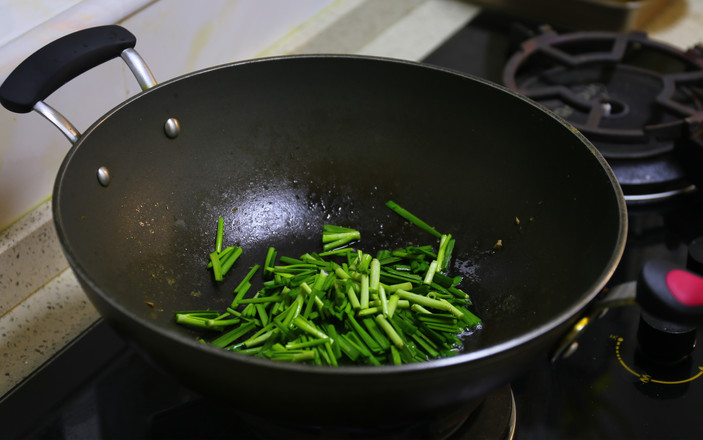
[1,26,626,425]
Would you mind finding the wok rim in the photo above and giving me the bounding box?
[52,54,628,376]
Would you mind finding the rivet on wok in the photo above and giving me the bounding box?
[562,341,579,358]
[164,118,181,138]
[97,166,111,187]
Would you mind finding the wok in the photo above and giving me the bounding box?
[1,26,626,425]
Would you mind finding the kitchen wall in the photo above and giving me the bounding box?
[0,0,335,232]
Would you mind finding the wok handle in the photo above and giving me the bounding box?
[0,25,156,143]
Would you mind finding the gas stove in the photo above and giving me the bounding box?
[424,11,703,439]
[2,10,702,440]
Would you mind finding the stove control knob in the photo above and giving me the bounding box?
[637,259,703,325]
[636,259,703,363]
[637,311,697,364]
[687,237,703,276]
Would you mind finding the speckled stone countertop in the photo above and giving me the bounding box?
[0,201,97,393]
[1,0,701,399]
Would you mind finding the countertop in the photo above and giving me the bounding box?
[1,0,701,399]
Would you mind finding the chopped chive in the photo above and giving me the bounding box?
[293,316,330,341]
[255,304,269,327]
[375,314,404,349]
[337,333,361,361]
[285,337,330,349]
[378,284,389,317]
[346,312,381,353]
[244,329,276,347]
[440,237,455,272]
[178,208,482,365]
[388,294,400,318]
[211,321,257,348]
[411,304,433,314]
[220,247,243,277]
[362,317,390,350]
[359,274,370,309]
[345,331,372,357]
[390,345,402,365]
[458,305,483,328]
[357,307,381,317]
[319,247,356,257]
[206,246,234,268]
[263,247,277,280]
[210,251,223,281]
[438,298,467,319]
[236,295,282,304]
[215,217,224,253]
[282,293,304,328]
[370,258,381,293]
[346,282,361,309]
[383,282,414,293]
[423,260,439,285]
[435,234,451,273]
[396,289,452,312]
[385,200,442,239]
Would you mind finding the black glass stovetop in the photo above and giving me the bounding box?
[2,10,703,440]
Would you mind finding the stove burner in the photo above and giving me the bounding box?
[502,27,703,200]
[147,385,516,440]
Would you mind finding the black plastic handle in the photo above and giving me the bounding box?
[0,25,136,113]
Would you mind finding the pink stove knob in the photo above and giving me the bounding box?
[637,259,703,325]
[636,255,702,364]
[666,269,703,307]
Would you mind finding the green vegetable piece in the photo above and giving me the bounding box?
[209,251,223,281]
[244,329,276,348]
[378,284,389,317]
[263,247,277,280]
[326,324,342,359]
[293,316,330,341]
[369,258,381,293]
[458,305,483,328]
[345,331,372,357]
[207,246,234,268]
[385,200,441,239]
[220,247,243,277]
[215,217,224,253]
[255,303,269,327]
[346,281,361,310]
[390,345,402,365]
[211,321,257,348]
[435,234,452,273]
[362,317,390,350]
[359,274,370,309]
[322,225,361,249]
[337,333,361,361]
[178,210,482,366]
[440,237,455,272]
[346,312,381,353]
[423,260,439,285]
[395,289,451,312]
[375,314,404,349]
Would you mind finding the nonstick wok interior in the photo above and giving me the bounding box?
[53,56,625,420]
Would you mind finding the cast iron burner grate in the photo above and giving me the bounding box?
[502,27,703,201]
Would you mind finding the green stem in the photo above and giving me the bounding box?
[215,217,224,253]
[375,314,404,348]
[293,316,330,340]
[385,200,441,238]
